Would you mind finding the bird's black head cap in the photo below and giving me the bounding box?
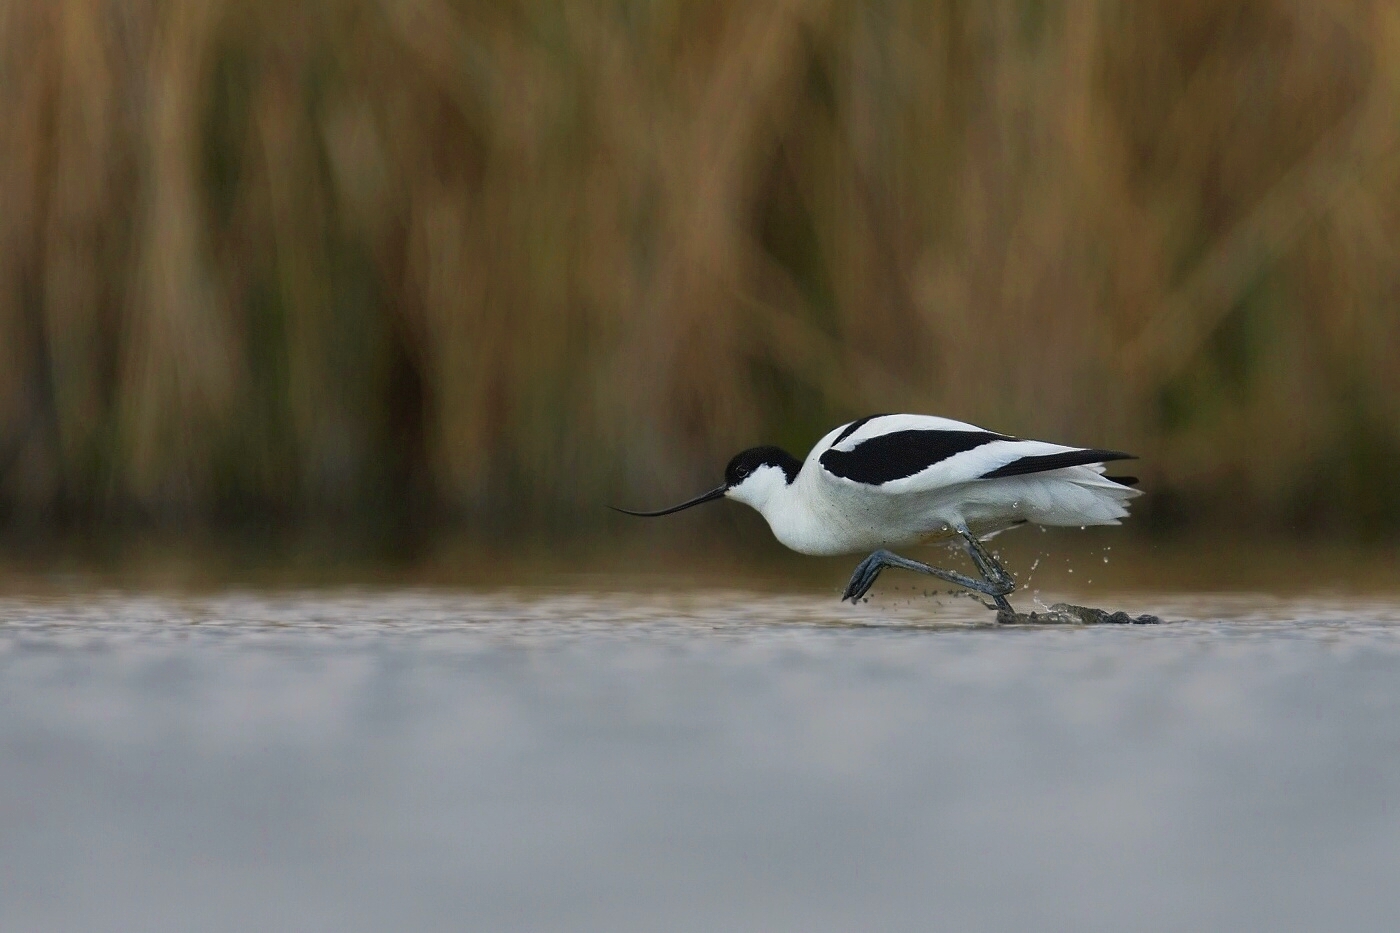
[725,446,801,487]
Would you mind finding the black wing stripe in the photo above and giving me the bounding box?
[979,448,1135,479]
[821,430,1010,485]
[830,414,888,447]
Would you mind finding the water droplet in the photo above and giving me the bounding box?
[1068,568,1073,574]
[1103,556,1109,563]
[1030,558,1041,571]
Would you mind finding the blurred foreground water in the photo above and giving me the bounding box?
[3,588,1400,932]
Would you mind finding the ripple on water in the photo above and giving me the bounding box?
[2,590,1400,933]
[2,588,1399,642]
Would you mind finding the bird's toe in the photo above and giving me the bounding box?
[842,562,882,602]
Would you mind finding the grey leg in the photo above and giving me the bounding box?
[954,524,1016,614]
[842,549,1014,609]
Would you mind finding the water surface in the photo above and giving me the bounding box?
[3,590,1399,932]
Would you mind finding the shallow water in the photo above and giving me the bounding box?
[3,589,1400,933]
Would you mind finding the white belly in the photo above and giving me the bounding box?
[762,470,1135,557]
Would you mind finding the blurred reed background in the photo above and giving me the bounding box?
[2,0,1399,550]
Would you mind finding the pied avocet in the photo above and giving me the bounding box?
[615,414,1141,614]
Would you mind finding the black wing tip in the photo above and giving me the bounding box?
[1105,475,1140,487]
[1080,449,1137,463]
[979,448,1138,480]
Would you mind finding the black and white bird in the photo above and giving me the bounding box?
[615,414,1141,614]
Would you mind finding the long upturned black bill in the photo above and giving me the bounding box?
[610,484,727,517]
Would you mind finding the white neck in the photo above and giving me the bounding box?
[723,465,792,515]
[726,464,852,556]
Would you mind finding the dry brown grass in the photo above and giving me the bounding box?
[2,0,1398,538]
